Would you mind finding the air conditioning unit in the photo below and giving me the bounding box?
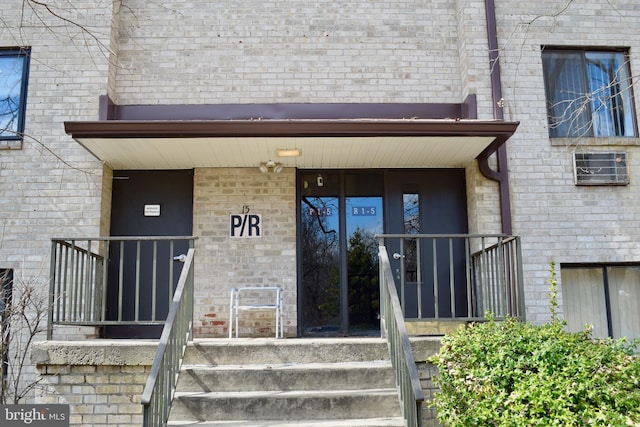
[573,151,629,185]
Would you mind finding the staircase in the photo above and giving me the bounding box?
[167,337,405,426]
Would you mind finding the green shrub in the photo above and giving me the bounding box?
[428,263,640,426]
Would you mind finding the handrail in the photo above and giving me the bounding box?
[52,236,197,241]
[379,245,424,427]
[141,248,195,427]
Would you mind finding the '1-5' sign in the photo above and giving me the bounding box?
[230,214,262,238]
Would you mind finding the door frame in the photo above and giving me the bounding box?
[297,168,469,336]
[297,170,385,336]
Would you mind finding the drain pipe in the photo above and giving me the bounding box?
[478,0,513,235]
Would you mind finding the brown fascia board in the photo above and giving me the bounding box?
[100,98,479,121]
[64,119,519,140]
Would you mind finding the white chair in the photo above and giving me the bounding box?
[229,286,284,338]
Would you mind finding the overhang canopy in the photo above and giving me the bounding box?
[64,118,519,170]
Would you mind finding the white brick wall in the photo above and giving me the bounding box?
[2,0,639,388]
[0,1,115,401]
[113,0,464,104]
[495,0,640,322]
[192,167,297,337]
[0,1,112,276]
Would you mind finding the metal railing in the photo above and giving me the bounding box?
[48,236,196,339]
[379,245,424,427]
[141,248,195,427]
[377,234,524,321]
[471,235,525,319]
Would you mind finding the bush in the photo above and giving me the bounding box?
[428,264,640,426]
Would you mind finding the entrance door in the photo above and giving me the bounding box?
[105,169,194,338]
[299,169,469,335]
[385,170,469,318]
[299,172,383,335]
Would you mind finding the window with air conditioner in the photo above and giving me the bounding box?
[573,151,628,185]
[542,48,636,138]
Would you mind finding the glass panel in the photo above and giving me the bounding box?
[585,52,635,137]
[542,50,636,138]
[300,196,340,333]
[0,54,26,138]
[403,193,420,234]
[542,51,591,138]
[346,196,383,331]
[402,192,420,317]
[403,193,419,281]
[561,268,609,339]
[607,266,640,341]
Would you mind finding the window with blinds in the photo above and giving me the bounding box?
[561,265,640,342]
[542,48,636,138]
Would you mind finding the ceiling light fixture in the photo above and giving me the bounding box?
[259,160,283,173]
[275,148,302,157]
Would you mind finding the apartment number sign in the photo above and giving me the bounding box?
[230,214,262,238]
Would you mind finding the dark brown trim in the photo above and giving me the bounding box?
[98,95,116,121]
[65,119,518,141]
[96,98,478,122]
[462,94,478,120]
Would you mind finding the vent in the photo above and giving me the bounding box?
[573,152,629,185]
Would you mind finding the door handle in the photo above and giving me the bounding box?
[173,254,187,262]
[392,253,405,259]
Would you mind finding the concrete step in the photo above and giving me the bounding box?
[167,417,405,426]
[183,337,390,365]
[177,360,396,392]
[169,388,401,422]
[168,337,409,425]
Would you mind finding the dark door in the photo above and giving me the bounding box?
[385,169,469,318]
[105,170,194,338]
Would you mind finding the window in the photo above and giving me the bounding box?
[542,48,636,138]
[561,265,640,341]
[0,48,30,141]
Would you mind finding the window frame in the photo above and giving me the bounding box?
[0,48,30,143]
[561,263,640,341]
[541,47,638,139]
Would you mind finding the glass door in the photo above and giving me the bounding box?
[346,194,383,331]
[300,193,341,333]
[299,171,383,335]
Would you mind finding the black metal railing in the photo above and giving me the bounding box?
[141,248,195,427]
[379,245,424,427]
[48,236,197,338]
[377,234,524,321]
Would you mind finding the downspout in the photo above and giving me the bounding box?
[478,0,513,235]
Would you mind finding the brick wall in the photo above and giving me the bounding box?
[112,0,464,105]
[0,0,110,296]
[495,0,640,322]
[192,167,297,337]
[32,341,157,427]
